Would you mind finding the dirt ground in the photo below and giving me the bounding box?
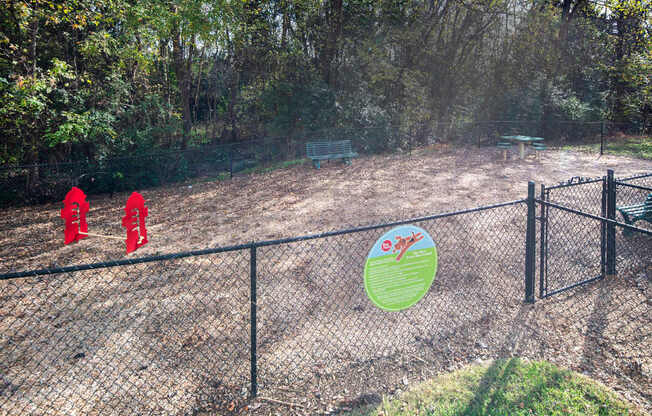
[0,145,650,416]
[1,145,650,272]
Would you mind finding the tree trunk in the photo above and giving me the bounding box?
[321,0,343,86]
[31,17,39,75]
[194,46,205,125]
[172,25,193,149]
[611,12,628,123]
[228,70,240,142]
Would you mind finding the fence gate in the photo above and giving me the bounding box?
[539,177,607,298]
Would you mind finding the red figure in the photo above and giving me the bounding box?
[60,187,90,245]
[122,192,148,253]
[393,232,424,262]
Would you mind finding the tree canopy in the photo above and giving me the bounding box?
[1,0,650,166]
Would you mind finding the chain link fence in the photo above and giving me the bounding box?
[539,172,651,296]
[1,249,251,415]
[532,199,650,409]
[0,200,528,414]
[256,202,526,387]
[1,172,650,414]
[2,121,649,208]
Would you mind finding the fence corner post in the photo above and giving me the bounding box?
[525,181,536,303]
[250,243,258,398]
[606,169,617,277]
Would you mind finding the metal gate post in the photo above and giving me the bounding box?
[606,169,616,276]
[525,181,536,303]
[600,177,607,278]
[250,244,258,397]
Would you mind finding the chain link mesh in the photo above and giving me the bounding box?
[545,178,605,216]
[3,121,648,208]
[541,179,605,296]
[541,202,604,296]
[0,252,250,415]
[532,216,650,407]
[256,203,526,386]
[1,173,651,414]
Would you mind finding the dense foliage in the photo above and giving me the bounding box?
[1,0,650,166]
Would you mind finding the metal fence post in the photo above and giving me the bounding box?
[229,148,234,179]
[539,184,546,299]
[606,169,616,276]
[600,120,604,156]
[525,181,536,303]
[250,244,258,397]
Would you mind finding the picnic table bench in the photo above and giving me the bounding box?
[617,192,652,234]
[306,140,358,169]
[499,135,545,160]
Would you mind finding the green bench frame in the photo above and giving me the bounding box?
[306,140,358,169]
[617,192,652,234]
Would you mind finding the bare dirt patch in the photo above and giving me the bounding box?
[0,146,650,416]
[1,146,650,272]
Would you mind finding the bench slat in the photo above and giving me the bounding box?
[619,206,647,213]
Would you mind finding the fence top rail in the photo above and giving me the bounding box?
[536,198,652,236]
[616,172,652,182]
[0,198,526,281]
[255,198,526,248]
[545,176,605,191]
[614,181,652,192]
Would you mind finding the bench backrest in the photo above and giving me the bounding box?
[306,140,353,157]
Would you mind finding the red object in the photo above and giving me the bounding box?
[381,239,392,252]
[393,232,424,262]
[61,187,90,245]
[122,192,148,253]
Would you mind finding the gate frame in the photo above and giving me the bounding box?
[537,173,614,299]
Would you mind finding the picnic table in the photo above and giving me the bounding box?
[500,135,545,160]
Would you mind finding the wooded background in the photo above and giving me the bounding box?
[1,0,650,167]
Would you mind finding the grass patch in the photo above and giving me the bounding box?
[349,358,643,416]
[238,158,308,175]
[184,158,308,186]
[238,157,308,175]
[563,136,652,159]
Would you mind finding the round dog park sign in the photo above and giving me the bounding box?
[363,225,438,311]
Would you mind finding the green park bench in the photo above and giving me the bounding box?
[617,192,652,235]
[306,140,358,169]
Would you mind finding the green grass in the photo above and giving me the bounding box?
[348,358,643,416]
[238,157,308,175]
[183,158,308,186]
[563,136,652,159]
